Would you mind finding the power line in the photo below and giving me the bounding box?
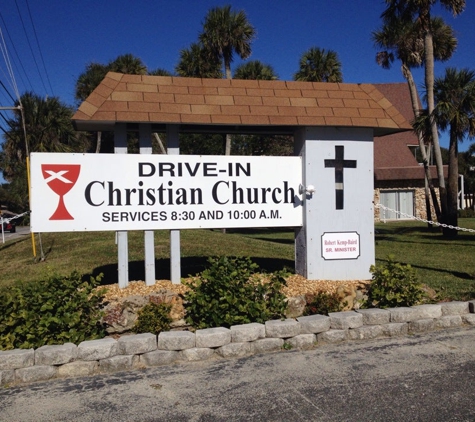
[0,11,34,93]
[13,0,48,95]
[0,26,21,101]
[25,0,53,96]
[0,80,16,103]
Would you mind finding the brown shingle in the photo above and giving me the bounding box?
[205,95,234,105]
[72,72,412,135]
[127,83,158,93]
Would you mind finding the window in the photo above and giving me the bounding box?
[380,190,415,220]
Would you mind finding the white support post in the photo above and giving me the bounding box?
[166,124,181,284]
[295,127,375,281]
[114,123,129,288]
[139,123,156,286]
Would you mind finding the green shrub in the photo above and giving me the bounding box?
[132,302,172,335]
[183,256,288,329]
[368,256,424,309]
[458,208,475,218]
[304,291,344,316]
[0,271,106,350]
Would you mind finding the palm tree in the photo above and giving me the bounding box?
[433,67,475,236]
[75,62,109,104]
[233,60,278,80]
[199,5,256,80]
[148,68,173,76]
[372,16,457,221]
[0,93,88,209]
[109,53,147,75]
[199,5,256,158]
[293,47,343,82]
[175,42,223,78]
[75,54,151,153]
[381,0,467,223]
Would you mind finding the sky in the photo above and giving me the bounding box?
[1,0,474,153]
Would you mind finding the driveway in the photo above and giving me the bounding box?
[1,225,30,243]
[1,327,475,421]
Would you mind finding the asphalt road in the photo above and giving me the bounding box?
[0,225,30,243]
[2,327,475,421]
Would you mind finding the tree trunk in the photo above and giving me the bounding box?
[153,133,167,154]
[444,129,459,238]
[403,64,441,222]
[424,32,448,225]
[95,131,102,153]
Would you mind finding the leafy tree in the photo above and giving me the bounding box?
[231,134,293,156]
[175,42,223,78]
[433,67,475,236]
[373,16,457,222]
[0,93,88,211]
[293,47,343,82]
[380,0,467,227]
[233,60,278,80]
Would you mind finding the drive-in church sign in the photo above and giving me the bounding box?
[30,153,303,232]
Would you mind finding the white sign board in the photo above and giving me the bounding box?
[30,153,303,232]
[321,231,360,260]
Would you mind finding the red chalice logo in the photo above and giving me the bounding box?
[41,164,80,220]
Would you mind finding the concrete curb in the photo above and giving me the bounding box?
[1,300,475,386]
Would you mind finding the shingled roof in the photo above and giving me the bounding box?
[374,83,445,182]
[72,72,411,136]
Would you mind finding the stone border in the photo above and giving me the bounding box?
[2,301,475,386]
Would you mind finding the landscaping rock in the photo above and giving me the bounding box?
[356,308,390,325]
[336,284,357,311]
[297,314,331,334]
[99,355,139,373]
[411,304,442,319]
[158,331,195,351]
[462,314,475,325]
[265,319,300,338]
[58,361,98,378]
[179,348,215,362]
[216,343,251,359]
[195,327,231,348]
[286,334,316,350]
[285,295,306,318]
[140,350,179,367]
[0,349,34,370]
[230,323,265,343]
[381,323,408,337]
[102,291,185,335]
[317,329,348,343]
[15,365,57,384]
[118,333,157,355]
[78,338,118,361]
[0,370,15,386]
[435,315,463,329]
[329,311,363,330]
[35,343,78,366]
[441,301,469,316]
[409,318,435,333]
[389,307,418,323]
[250,338,284,354]
[348,325,383,341]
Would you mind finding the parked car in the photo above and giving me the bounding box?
[1,214,16,233]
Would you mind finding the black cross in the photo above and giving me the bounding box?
[324,146,357,210]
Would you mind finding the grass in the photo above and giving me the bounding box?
[1,220,475,301]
